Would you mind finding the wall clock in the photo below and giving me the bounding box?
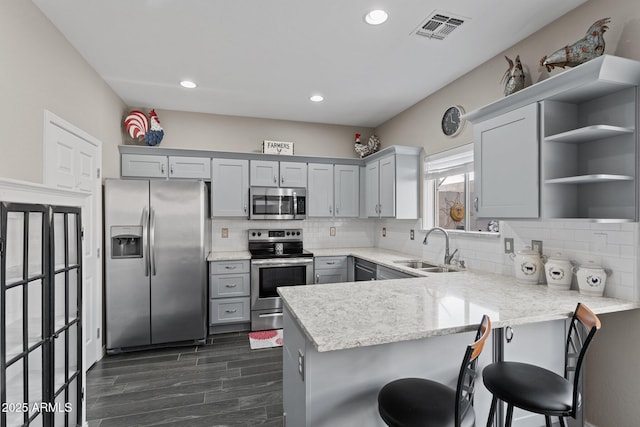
[441,105,465,137]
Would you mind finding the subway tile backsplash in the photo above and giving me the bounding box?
[210,218,639,301]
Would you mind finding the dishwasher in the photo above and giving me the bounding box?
[354,258,377,281]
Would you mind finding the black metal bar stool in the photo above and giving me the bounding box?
[377,315,491,427]
[483,303,601,427]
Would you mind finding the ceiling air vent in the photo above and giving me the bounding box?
[414,11,467,40]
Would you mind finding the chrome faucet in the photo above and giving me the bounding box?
[423,227,458,265]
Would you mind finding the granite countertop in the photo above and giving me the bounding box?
[279,248,638,352]
[206,250,251,262]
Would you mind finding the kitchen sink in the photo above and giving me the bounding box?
[393,260,439,269]
[393,260,458,273]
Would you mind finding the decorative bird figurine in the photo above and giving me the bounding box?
[354,134,381,158]
[540,18,610,72]
[502,55,525,96]
[124,109,164,146]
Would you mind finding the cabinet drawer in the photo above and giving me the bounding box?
[210,260,250,274]
[314,256,347,270]
[210,298,250,324]
[210,273,250,298]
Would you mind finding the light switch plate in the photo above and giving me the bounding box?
[221,228,229,238]
[330,227,336,236]
[504,237,514,254]
[410,229,415,240]
[531,240,543,255]
[382,227,387,237]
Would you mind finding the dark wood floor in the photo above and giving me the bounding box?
[86,332,283,427]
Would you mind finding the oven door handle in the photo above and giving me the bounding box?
[251,258,314,267]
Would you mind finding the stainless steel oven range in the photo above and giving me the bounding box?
[249,228,313,331]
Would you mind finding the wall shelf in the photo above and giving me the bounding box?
[545,125,633,143]
[545,174,634,185]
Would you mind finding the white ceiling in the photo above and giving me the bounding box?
[32,0,587,127]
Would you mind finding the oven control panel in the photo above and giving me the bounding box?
[249,229,303,241]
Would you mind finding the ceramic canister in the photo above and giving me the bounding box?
[510,246,542,285]
[573,261,608,296]
[544,253,573,290]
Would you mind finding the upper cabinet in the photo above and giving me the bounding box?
[211,158,249,217]
[473,103,539,218]
[364,147,422,219]
[466,55,640,222]
[122,154,211,179]
[250,160,307,187]
[307,163,360,218]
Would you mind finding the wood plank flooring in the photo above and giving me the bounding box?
[86,332,283,427]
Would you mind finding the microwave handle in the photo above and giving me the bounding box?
[293,191,298,217]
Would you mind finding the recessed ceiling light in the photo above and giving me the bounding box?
[310,95,324,102]
[364,9,388,25]
[180,80,197,89]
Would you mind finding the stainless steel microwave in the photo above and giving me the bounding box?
[249,187,306,220]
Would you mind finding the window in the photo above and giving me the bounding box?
[424,144,498,234]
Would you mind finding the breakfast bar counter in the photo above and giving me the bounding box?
[278,251,638,426]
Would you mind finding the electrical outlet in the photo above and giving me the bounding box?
[382,227,386,237]
[221,228,229,238]
[410,229,415,240]
[330,227,336,236]
[531,240,543,255]
[504,237,514,254]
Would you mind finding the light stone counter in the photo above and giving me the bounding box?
[280,249,638,352]
[206,250,251,262]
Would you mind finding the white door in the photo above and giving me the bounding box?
[378,155,396,217]
[334,164,359,217]
[307,163,333,217]
[43,110,102,369]
[211,158,249,217]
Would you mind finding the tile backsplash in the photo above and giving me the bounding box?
[210,217,638,301]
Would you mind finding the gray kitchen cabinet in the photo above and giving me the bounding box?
[121,153,168,178]
[209,260,251,334]
[250,160,307,187]
[473,103,539,219]
[308,163,334,217]
[122,154,211,179]
[376,265,414,280]
[211,158,249,217]
[364,147,422,219]
[168,156,211,179]
[314,256,348,284]
[467,55,640,222]
[334,164,360,217]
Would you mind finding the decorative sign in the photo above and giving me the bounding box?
[262,140,294,155]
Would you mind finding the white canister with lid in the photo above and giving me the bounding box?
[573,261,608,296]
[544,253,573,290]
[510,246,542,285]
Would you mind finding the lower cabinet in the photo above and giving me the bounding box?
[209,260,251,334]
[314,256,348,284]
[376,265,414,280]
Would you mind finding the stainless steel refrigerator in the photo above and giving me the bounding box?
[104,179,207,351]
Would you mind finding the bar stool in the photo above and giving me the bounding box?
[483,303,601,427]
[377,315,491,427]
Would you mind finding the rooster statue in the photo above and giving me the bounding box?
[354,134,380,158]
[540,18,610,72]
[502,55,525,96]
[124,109,164,146]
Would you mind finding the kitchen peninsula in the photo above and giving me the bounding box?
[278,249,638,426]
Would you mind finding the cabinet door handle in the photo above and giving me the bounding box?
[225,309,237,314]
[474,197,479,212]
[224,266,237,270]
[274,176,277,184]
[326,261,336,265]
[315,273,320,283]
[329,205,332,214]
[161,164,165,174]
[281,176,284,184]
[170,165,174,175]
[244,204,247,213]
[505,326,514,343]
[336,206,339,214]
[225,284,238,288]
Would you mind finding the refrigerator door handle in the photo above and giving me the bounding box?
[150,207,157,276]
[142,207,150,277]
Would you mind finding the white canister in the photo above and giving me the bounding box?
[544,253,573,290]
[573,261,608,296]
[510,246,543,285]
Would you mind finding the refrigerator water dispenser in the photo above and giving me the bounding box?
[111,226,143,258]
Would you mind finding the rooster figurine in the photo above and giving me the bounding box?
[502,55,525,96]
[124,109,164,146]
[540,18,610,72]
[354,134,381,158]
